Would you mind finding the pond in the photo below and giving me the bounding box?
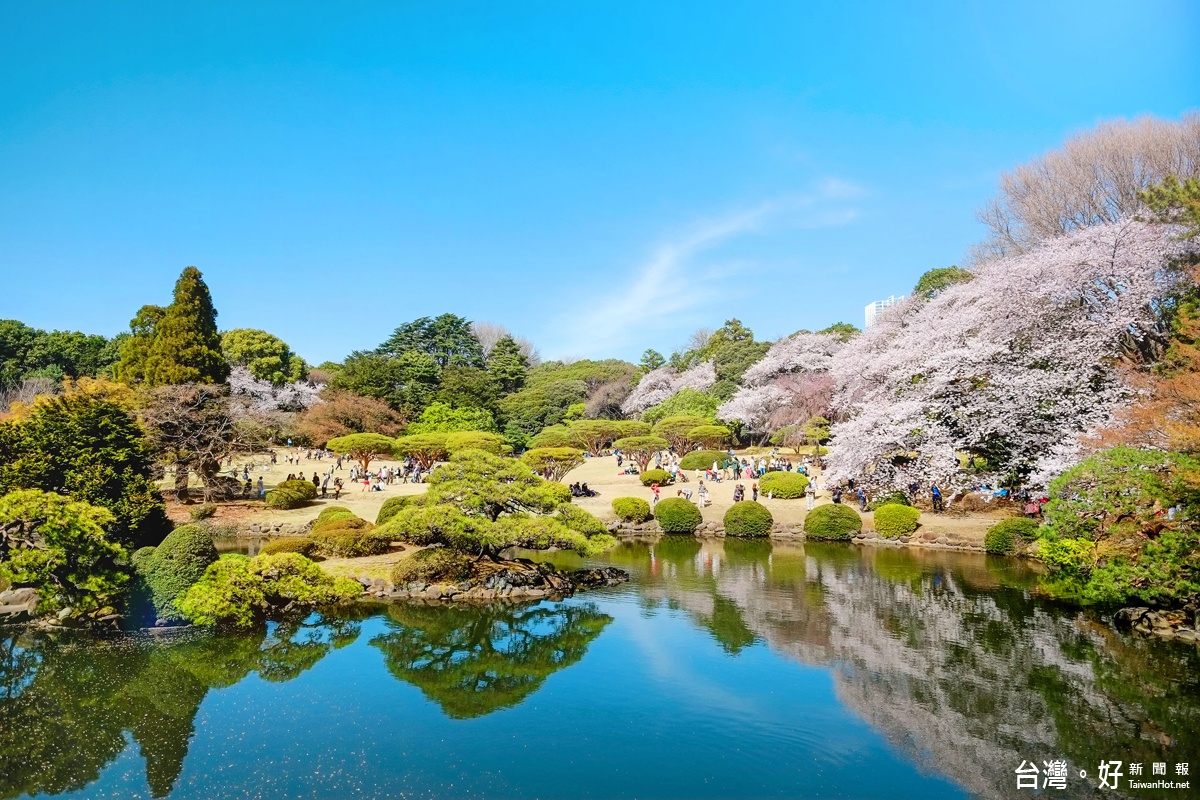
[3,540,1198,800]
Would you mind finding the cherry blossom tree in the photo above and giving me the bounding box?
[228,365,323,413]
[824,221,1196,490]
[620,361,716,417]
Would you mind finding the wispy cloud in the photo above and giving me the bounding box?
[550,181,864,358]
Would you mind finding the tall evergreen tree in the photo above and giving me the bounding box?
[117,268,228,386]
[377,313,484,368]
[486,335,529,394]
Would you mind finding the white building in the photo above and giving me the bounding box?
[864,295,902,328]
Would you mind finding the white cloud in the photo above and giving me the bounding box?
[549,181,864,359]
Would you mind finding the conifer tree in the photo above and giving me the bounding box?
[486,335,529,394]
[119,267,228,386]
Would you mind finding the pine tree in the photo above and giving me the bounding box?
[486,335,529,394]
[124,267,228,386]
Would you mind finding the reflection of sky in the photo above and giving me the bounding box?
[54,591,966,800]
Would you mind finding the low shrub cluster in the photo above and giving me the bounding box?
[984,517,1040,555]
[873,504,921,538]
[723,501,773,537]
[135,524,219,622]
[391,547,476,585]
[612,496,653,523]
[678,450,727,471]
[265,479,318,509]
[189,503,218,521]
[759,471,809,499]
[259,538,318,558]
[376,495,424,525]
[639,469,674,487]
[177,551,362,628]
[655,497,703,534]
[803,504,862,540]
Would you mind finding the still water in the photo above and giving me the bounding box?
[3,540,1198,800]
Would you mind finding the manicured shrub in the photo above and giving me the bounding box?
[259,537,318,557]
[278,479,318,499]
[391,547,476,585]
[315,506,355,526]
[759,471,809,499]
[866,491,910,511]
[639,469,674,487]
[312,514,371,535]
[189,503,218,521]
[140,524,219,622]
[131,545,157,571]
[376,495,424,525]
[803,504,862,540]
[178,552,362,628]
[873,503,922,539]
[556,503,609,537]
[723,501,773,537]
[984,517,1041,555]
[265,484,309,510]
[655,498,703,534]
[311,525,391,558]
[678,450,727,471]
[612,496,653,523]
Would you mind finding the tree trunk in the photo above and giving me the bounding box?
[174,461,190,502]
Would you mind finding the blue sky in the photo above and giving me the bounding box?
[1,1,1197,364]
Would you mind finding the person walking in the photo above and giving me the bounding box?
[805,480,816,511]
[256,477,265,499]
[858,488,867,512]
[931,485,944,512]
[751,482,759,502]
[651,482,661,506]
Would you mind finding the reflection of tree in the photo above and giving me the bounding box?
[0,614,355,800]
[371,601,611,719]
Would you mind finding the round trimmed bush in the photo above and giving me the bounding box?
[260,537,318,557]
[984,517,1040,555]
[759,471,809,499]
[639,469,674,487]
[867,491,910,511]
[803,504,862,540]
[311,528,391,558]
[723,501,773,537]
[264,488,307,509]
[612,497,653,523]
[141,524,219,621]
[392,547,476,585]
[312,514,370,535]
[131,545,157,571]
[873,503,922,539]
[277,479,318,499]
[376,495,423,525]
[679,450,727,471]
[315,506,354,525]
[655,497,703,534]
[189,503,218,522]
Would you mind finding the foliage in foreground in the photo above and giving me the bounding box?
[1037,447,1200,605]
[178,552,361,628]
[723,501,773,537]
[984,517,1040,555]
[135,523,219,622]
[0,489,126,613]
[391,547,476,585]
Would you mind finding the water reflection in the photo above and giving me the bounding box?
[0,612,363,799]
[370,601,612,719]
[606,538,1200,800]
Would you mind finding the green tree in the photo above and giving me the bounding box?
[566,419,623,456]
[406,401,497,434]
[377,313,484,368]
[498,379,588,436]
[913,266,973,298]
[436,365,499,414]
[330,350,440,414]
[136,267,229,386]
[640,349,665,372]
[0,393,169,549]
[0,489,127,613]
[115,305,166,385]
[220,328,308,384]
[0,322,117,388]
[612,435,669,472]
[642,388,720,425]
[394,433,450,470]
[1142,175,1200,239]
[326,433,397,474]
[485,336,529,394]
[688,424,731,449]
[697,318,770,387]
[652,415,711,451]
[521,447,585,481]
[816,322,861,342]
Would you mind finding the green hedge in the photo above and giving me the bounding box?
[612,497,653,523]
[723,501,773,537]
[803,504,862,540]
[984,517,1040,555]
[260,538,319,558]
[640,469,674,486]
[265,479,318,509]
[311,528,392,558]
[655,498,703,534]
[315,506,354,526]
[874,503,921,539]
[139,524,219,622]
[278,479,318,499]
[679,450,727,471]
[392,547,476,585]
[312,514,371,535]
[759,471,809,499]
